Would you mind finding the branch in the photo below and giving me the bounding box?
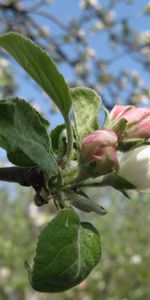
[0,166,44,190]
[29,10,68,31]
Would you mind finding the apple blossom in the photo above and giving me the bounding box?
[108,104,150,140]
[80,129,118,177]
[118,145,150,193]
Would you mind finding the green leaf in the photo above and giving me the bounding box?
[70,87,101,140]
[67,190,107,215]
[50,123,66,152]
[26,208,101,293]
[102,173,136,190]
[34,109,50,128]
[0,32,72,119]
[50,124,68,160]
[0,98,59,177]
[102,104,110,127]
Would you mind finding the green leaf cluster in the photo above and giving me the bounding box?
[0,32,103,293]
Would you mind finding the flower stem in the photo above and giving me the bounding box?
[61,115,73,167]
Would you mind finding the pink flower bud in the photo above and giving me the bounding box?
[109,104,150,139]
[80,129,118,177]
[109,104,132,120]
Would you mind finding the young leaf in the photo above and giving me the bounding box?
[50,123,66,152]
[26,208,101,293]
[0,98,59,177]
[50,123,68,160]
[0,32,72,119]
[70,87,101,140]
[66,190,107,215]
[102,173,136,190]
[72,194,107,215]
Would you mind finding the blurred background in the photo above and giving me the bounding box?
[0,0,150,299]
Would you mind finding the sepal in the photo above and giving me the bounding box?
[66,190,107,215]
[101,173,136,191]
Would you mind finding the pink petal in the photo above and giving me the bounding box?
[123,107,150,124]
[109,104,133,120]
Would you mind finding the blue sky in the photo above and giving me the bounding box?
[6,0,150,129]
[0,0,150,182]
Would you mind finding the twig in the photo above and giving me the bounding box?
[0,166,44,190]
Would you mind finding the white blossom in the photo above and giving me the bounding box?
[85,47,96,57]
[118,146,150,193]
[130,254,142,265]
[28,203,49,226]
[0,58,9,67]
[79,0,98,9]
[139,30,150,43]
[93,21,104,30]
[0,267,10,279]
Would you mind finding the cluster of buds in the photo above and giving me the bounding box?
[79,104,150,193]
[108,104,150,142]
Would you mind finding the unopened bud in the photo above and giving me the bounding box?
[80,129,118,178]
[108,104,150,140]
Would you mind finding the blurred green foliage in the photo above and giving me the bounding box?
[0,186,150,300]
[0,58,16,98]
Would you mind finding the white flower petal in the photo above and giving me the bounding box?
[118,146,150,192]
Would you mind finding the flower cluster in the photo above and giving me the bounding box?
[80,104,150,193]
[109,104,150,140]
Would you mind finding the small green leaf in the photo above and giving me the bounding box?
[50,124,68,160]
[102,104,110,127]
[70,87,101,140]
[112,118,127,135]
[67,190,107,215]
[0,32,72,119]
[0,98,59,177]
[50,123,66,152]
[26,208,101,293]
[102,173,136,190]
